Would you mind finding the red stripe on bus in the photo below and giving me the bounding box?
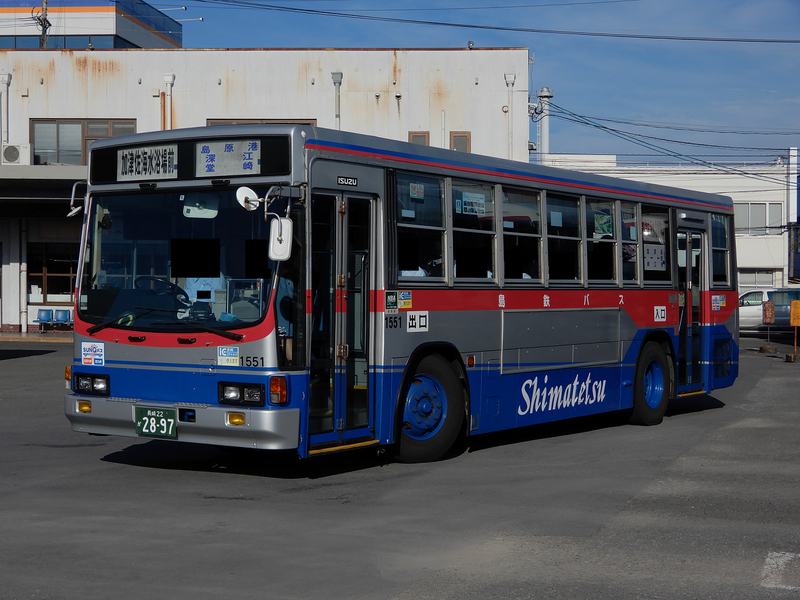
[73,311,276,348]
[388,288,737,329]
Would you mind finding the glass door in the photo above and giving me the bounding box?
[677,230,705,388]
[309,193,374,449]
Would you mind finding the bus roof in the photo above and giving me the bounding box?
[89,123,733,213]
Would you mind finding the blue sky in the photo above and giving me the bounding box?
[171,0,800,164]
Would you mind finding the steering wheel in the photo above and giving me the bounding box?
[134,276,190,305]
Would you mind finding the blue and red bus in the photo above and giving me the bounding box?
[65,124,738,462]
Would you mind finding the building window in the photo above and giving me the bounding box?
[450,132,471,152]
[0,35,130,49]
[409,132,429,146]
[738,269,775,288]
[28,243,79,304]
[734,202,782,236]
[31,119,136,165]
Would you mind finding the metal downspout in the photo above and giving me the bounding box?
[164,73,175,130]
[505,73,516,160]
[0,72,10,144]
[331,72,343,131]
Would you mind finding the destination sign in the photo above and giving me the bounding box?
[196,140,260,177]
[118,145,178,181]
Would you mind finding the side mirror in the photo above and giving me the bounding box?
[236,186,260,211]
[269,218,293,261]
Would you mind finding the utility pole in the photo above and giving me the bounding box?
[33,0,51,49]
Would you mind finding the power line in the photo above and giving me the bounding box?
[188,0,800,44]
[564,115,800,136]
[545,101,796,188]
[327,0,643,13]
[550,111,792,152]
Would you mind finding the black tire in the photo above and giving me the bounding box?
[629,341,671,426]
[396,354,466,463]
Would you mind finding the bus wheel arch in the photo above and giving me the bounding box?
[629,333,675,426]
[394,344,469,463]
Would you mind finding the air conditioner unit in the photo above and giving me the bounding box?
[2,143,32,166]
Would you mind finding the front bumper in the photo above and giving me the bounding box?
[64,394,300,450]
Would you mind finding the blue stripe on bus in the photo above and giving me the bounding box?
[308,138,733,211]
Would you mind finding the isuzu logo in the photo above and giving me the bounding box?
[337,176,358,186]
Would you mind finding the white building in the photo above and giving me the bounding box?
[543,153,800,291]
[0,46,531,331]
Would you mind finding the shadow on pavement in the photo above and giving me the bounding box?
[665,393,725,418]
[102,395,727,477]
[0,348,57,361]
[466,410,629,455]
[102,439,392,479]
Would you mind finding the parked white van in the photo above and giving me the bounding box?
[738,288,800,329]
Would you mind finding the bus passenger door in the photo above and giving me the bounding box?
[677,230,705,389]
[308,193,375,451]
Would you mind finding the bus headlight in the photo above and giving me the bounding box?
[223,385,241,402]
[218,382,265,407]
[74,373,110,396]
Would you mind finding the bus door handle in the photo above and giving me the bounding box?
[337,344,349,359]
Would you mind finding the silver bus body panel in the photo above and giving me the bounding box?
[64,394,300,450]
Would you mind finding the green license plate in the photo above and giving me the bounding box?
[135,406,177,439]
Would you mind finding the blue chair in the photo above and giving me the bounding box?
[33,309,53,333]
[54,309,72,329]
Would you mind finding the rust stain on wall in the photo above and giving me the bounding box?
[392,51,401,86]
[89,56,122,78]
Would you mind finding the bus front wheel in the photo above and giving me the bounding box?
[630,341,671,426]
[396,354,465,463]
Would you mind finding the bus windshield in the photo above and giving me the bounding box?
[79,188,285,333]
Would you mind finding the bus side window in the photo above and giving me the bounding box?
[452,180,495,280]
[396,172,445,280]
[641,205,670,283]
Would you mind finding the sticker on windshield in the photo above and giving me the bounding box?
[81,341,105,366]
[218,346,239,366]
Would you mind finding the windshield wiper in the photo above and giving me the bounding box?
[155,321,244,341]
[86,306,166,335]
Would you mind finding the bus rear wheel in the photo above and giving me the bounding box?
[629,341,671,426]
[396,354,465,463]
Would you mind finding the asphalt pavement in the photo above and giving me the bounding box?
[1,331,799,599]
